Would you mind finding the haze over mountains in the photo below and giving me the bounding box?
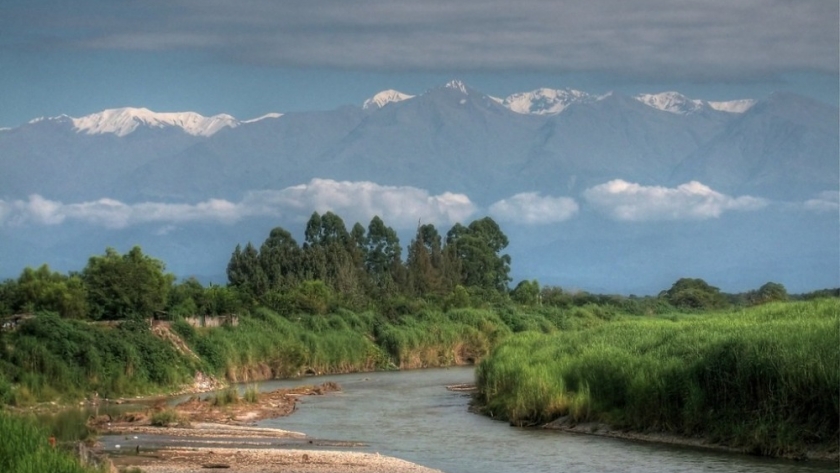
[1,81,837,294]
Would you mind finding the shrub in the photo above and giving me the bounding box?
[150,408,180,427]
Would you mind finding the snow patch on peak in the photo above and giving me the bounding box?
[708,99,756,113]
[444,80,469,94]
[362,90,415,110]
[503,88,594,115]
[242,113,284,124]
[635,92,705,115]
[28,114,73,125]
[635,92,755,115]
[71,107,239,137]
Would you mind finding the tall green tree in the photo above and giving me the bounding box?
[226,242,268,299]
[365,216,402,291]
[445,217,511,292]
[259,226,302,291]
[406,223,444,296]
[82,246,174,320]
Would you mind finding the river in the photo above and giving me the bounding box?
[250,366,834,473]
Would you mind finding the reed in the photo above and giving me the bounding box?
[0,411,96,473]
[475,299,840,456]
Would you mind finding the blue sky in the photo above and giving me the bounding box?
[1,0,838,127]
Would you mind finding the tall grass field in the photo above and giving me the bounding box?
[475,299,840,457]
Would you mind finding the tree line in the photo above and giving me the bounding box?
[0,210,832,321]
[226,212,511,315]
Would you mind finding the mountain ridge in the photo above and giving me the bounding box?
[0,80,836,294]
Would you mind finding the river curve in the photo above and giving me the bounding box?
[255,366,835,473]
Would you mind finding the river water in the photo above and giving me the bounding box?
[255,367,835,473]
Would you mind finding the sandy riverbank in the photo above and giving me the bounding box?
[113,447,444,473]
[92,382,445,473]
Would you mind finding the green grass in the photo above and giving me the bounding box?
[475,299,840,457]
[0,313,196,403]
[0,300,617,404]
[0,411,97,473]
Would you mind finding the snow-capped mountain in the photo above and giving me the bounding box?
[362,90,415,110]
[241,113,284,124]
[635,92,756,115]
[635,92,706,114]
[502,88,596,115]
[70,107,239,137]
[707,99,756,113]
[0,80,836,295]
[25,107,285,137]
[443,79,469,94]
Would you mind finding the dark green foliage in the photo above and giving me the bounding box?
[224,213,514,315]
[82,246,173,320]
[660,278,728,311]
[746,281,789,306]
[446,217,511,291]
[1,312,194,402]
[511,280,540,305]
[6,266,88,319]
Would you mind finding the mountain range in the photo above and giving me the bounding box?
[1,80,837,294]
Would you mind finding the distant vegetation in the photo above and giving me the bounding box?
[0,211,837,458]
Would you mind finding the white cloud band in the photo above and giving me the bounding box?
[0,179,476,230]
[489,192,579,224]
[582,180,767,221]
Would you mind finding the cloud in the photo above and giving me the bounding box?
[582,180,767,221]
[241,179,476,227]
[802,191,840,212]
[5,1,837,79]
[0,179,476,230]
[489,192,579,224]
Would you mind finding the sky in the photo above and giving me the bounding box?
[1,0,838,129]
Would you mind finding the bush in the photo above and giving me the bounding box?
[150,408,181,427]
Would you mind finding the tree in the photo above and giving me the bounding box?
[511,279,540,305]
[10,265,88,318]
[82,246,173,320]
[747,282,788,306]
[445,217,511,292]
[227,242,268,299]
[406,223,444,296]
[259,226,302,291]
[661,278,728,311]
[365,216,402,290]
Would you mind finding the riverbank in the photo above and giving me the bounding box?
[113,447,444,473]
[92,381,445,473]
[473,300,840,463]
[541,416,840,464]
